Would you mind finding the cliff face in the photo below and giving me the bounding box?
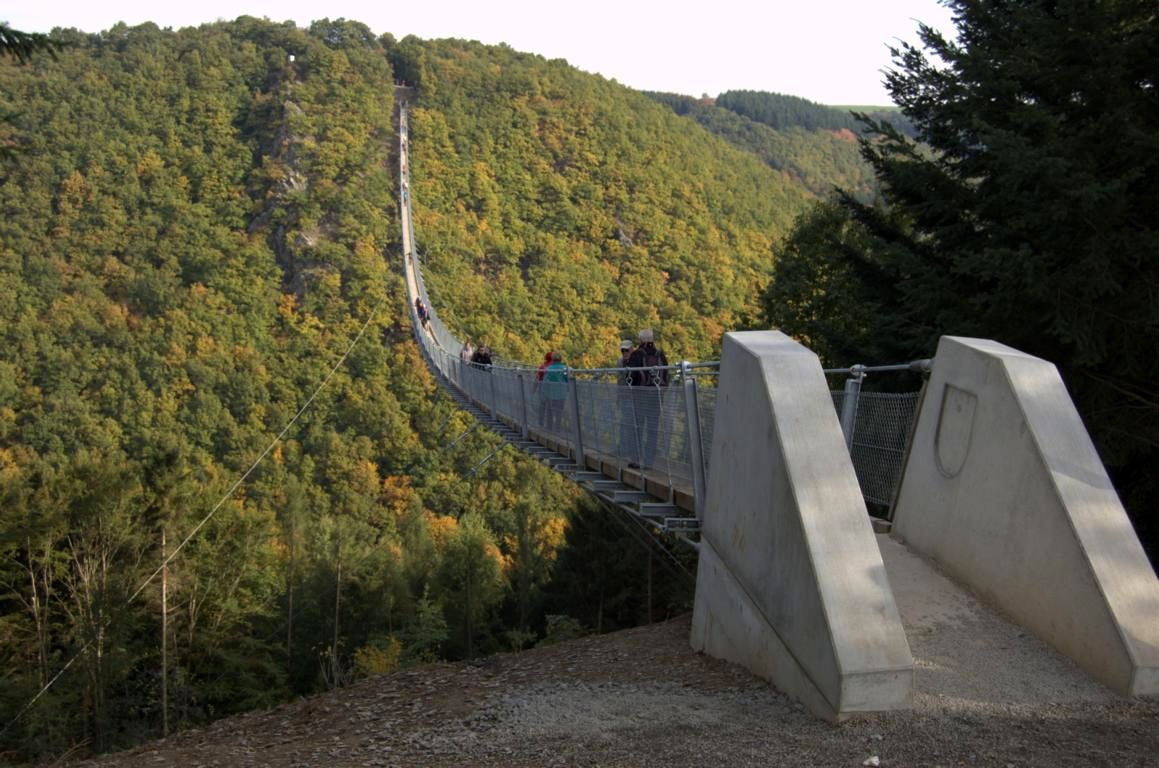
[75,615,1159,767]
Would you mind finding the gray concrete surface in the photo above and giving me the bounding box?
[691,331,912,720]
[892,336,1159,696]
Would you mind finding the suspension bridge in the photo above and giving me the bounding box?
[395,102,1159,720]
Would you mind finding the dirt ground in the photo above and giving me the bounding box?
[72,614,1158,768]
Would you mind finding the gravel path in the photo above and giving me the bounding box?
[878,535,1115,712]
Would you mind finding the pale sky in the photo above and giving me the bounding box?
[4,1,957,105]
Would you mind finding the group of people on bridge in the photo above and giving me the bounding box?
[457,328,671,471]
[458,339,494,369]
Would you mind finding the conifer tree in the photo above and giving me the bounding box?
[766,0,1159,553]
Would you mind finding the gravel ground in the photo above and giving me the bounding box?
[877,535,1117,711]
[73,608,1158,768]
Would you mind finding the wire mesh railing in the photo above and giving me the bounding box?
[831,390,922,507]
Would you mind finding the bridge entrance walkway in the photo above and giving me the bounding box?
[878,535,1113,708]
[427,286,1115,708]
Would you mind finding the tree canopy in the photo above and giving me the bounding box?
[646,90,880,203]
[0,20,697,762]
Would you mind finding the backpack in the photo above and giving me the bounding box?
[634,346,668,387]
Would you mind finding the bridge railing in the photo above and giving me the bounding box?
[833,389,922,508]
[419,334,710,494]
[407,247,927,516]
[825,362,930,510]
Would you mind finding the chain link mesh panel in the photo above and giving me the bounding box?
[832,390,921,508]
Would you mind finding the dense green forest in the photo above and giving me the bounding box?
[645,91,879,202]
[713,89,915,137]
[715,89,853,132]
[386,38,816,366]
[0,20,692,763]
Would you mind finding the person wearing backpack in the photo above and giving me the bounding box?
[414,297,431,334]
[627,329,668,469]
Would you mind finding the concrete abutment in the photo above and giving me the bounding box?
[690,331,913,720]
[691,332,1159,718]
[891,336,1159,696]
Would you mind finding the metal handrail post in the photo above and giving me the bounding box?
[887,365,933,522]
[568,371,585,468]
[839,364,865,450]
[517,373,529,440]
[681,361,707,520]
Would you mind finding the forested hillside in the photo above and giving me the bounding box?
[646,91,879,202]
[0,20,698,763]
[387,38,815,365]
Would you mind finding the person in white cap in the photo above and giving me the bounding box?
[627,328,669,469]
[614,339,637,458]
[616,339,634,379]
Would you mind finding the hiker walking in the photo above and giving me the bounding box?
[414,297,431,333]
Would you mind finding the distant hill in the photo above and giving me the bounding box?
[714,89,916,137]
[645,91,879,203]
[717,89,861,132]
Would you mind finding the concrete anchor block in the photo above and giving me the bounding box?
[691,331,913,720]
[892,336,1159,696]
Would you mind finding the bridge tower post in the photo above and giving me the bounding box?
[568,374,585,468]
[488,370,498,419]
[680,361,707,519]
[517,373,529,440]
[690,331,913,720]
[838,365,864,450]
